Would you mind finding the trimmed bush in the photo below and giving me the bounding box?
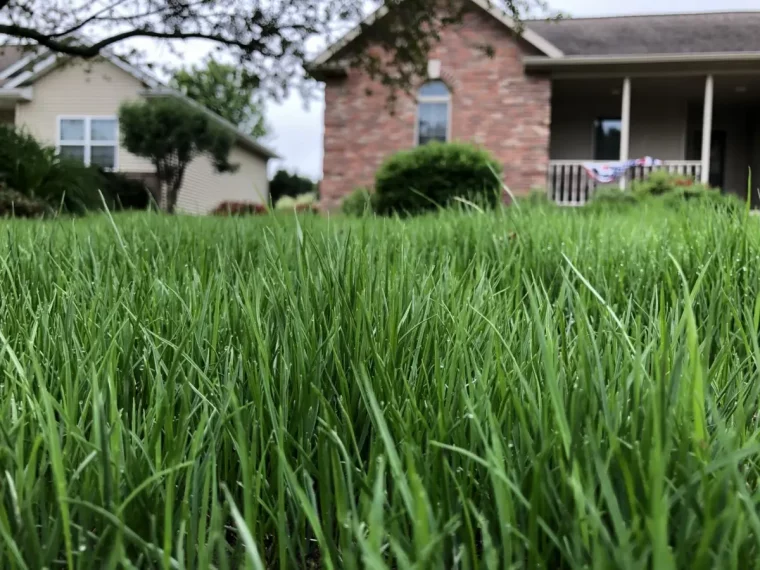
[0,125,103,214]
[341,187,374,216]
[373,142,502,215]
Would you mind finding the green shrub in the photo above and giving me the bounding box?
[270,170,315,203]
[0,125,102,214]
[588,186,641,212]
[630,169,691,197]
[586,171,742,213]
[373,142,502,215]
[341,187,374,216]
[0,187,53,218]
[97,170,153,210]
[275,192,317,213]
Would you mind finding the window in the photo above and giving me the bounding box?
[593,118,621,161]
[417,80,450,145]
[58,116,118,170]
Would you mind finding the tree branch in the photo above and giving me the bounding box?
[0,24,270,58]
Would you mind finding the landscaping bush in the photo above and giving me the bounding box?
[275,192,317,213]
[341,187,375,216]
[0,187,53,218]
[270,169,315,203]
[98,170,153,210]
[0,125,102,214]
[373,142,502,215]
[631,169,699,198]
[588,186,641,212]
[212,201,268,216]
[587,171,742,213]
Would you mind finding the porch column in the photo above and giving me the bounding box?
[619,76,631,189]
[700,74,714,185]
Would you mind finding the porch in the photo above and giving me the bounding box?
[546,75,760,205]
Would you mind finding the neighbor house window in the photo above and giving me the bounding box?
[593,118,621,161]
[417,80,450,145]
[58,116,118,170]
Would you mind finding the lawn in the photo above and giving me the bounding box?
[1,203,760,569]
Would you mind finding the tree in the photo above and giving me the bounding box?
[270,170,315,203]
[172,60,268,140]
[119,98,237,214]
[0,0,540,97]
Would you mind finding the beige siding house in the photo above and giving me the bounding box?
[0,48,277,214]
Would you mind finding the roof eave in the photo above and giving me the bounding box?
[524,51,760,70]
[305,62,348,81]
[0,87,33,101]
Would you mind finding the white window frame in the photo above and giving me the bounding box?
[415,81,452,146]
[56,115,119,171]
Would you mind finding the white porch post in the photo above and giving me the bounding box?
[619,76,631,189]
[700,74,714,185]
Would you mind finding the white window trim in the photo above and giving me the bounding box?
[56,115,120,171]
[414,84,452,146]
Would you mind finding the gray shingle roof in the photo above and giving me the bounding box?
[526,12,760,56]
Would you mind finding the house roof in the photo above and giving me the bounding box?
[0,48,279,160]
[309,0,564,71]
[526,12,760,56]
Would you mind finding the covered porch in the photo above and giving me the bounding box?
[546,74,760,205]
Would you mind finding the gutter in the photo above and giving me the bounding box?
[141,88,280,161]
[524,51,760,69]
[0,87,33,101]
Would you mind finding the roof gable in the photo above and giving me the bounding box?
[310,0,564,69]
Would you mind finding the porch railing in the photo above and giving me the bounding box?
[547,160,703,206]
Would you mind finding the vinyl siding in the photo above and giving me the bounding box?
[14,58,154,172]
[175,145,269,214]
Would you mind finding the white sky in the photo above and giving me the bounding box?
[193,0,760,180]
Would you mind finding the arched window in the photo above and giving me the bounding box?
[417,80,450,145]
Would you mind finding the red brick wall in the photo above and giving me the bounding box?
[320,6,552,210]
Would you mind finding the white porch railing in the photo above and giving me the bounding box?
[547,160,703,206]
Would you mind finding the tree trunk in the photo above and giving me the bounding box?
[166,165,187,214]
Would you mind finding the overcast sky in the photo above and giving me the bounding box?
[262,0,760,180]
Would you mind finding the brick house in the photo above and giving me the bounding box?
[310,2,760,208]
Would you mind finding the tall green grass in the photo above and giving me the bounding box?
[1,203,760,569]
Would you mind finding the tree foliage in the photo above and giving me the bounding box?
[0,0,539,96]
[270,169,315,203]
[172,60,269,140]
[119,98,237,213]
